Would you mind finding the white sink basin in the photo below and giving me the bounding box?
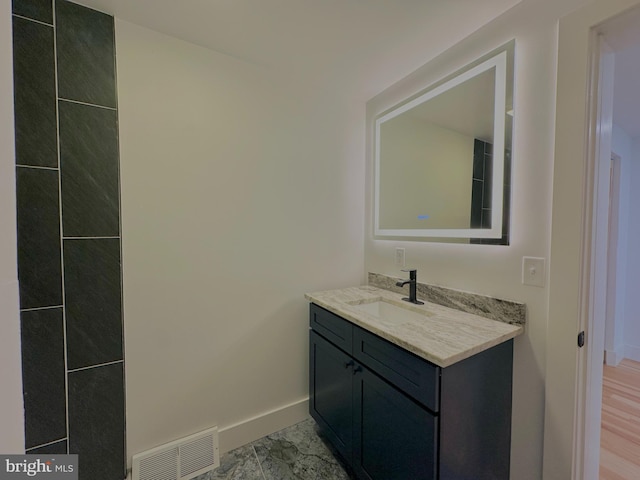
[350,299,433,323]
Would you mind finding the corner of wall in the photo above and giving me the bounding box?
[604,347,623,366]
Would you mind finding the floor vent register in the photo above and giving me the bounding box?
[132,426,220,480]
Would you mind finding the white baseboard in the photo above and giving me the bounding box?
[624,344,640,363]
[604,348,623,366]
[218,397,310,454]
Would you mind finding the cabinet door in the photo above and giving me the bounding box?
[353,366,438,480]
[309,331,354,461]
[353,325,440,412]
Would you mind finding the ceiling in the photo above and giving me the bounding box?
[73,0,522,100]
[407,68,496,142]
[70,0,640,138]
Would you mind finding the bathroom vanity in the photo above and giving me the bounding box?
[305,286,523,480]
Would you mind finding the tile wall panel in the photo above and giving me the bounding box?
[59,101,120,237]
[21,308,67,449]
[68,363,125,480]
[13,1,125,474]
[482,152,493,209]
[26,439,68,454]
[64,239,122,370]
[472,139,484,181]
[481,208,492,229]
[470,138,506,244]
[12,16,57,167]
[470,179,483,229]
[56,0,116,107]
[16,168,62,309]
[502,150,511,244]
[12,0,53,25]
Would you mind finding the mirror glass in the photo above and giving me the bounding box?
[374,44,513,244]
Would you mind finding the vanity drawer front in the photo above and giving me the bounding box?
[353,327,440,412]
[310,304,353,353]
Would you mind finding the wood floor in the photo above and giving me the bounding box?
[600,358,640,480]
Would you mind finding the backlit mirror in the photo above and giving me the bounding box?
[374,43,514,244]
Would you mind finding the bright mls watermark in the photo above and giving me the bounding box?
[0,456,77,479]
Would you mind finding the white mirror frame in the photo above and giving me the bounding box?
[374,50,508,239]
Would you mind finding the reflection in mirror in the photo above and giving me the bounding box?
[374,43,513,244]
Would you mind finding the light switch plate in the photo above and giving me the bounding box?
[395,248,405,268]
[522,257,545,287]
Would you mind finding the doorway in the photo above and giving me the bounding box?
[600,358,640,478]
[545,1,640,478]
[599,29,640,477]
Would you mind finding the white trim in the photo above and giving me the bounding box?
[218,398,309,454]
[574,33,615,480]
[374,50,507,239]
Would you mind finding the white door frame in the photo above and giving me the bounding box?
[545,1,640,478]
[574,33,614,480]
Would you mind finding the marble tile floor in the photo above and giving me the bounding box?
[194,418,353,480]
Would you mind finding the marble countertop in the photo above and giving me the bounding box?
[305,286,523,368]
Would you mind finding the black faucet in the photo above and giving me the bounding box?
[396,269,424,305]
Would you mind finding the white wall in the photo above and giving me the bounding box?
[115,20,365,463]
[606,124,632,364]
[365,1,588,478]
[0,0,25,454]
[623,136,640,360]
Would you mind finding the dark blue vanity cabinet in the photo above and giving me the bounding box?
[309,303,513,480]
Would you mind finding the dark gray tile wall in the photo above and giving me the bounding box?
[12,0,53,24]
[59,102,120,237]
[12,14,57,167]
[12,1,125,477]
[470,138,493,230]
[68,363,125,480]
[56,0,116,108]
[64,239,123,370]
[470,139,510,245]
[16,168,62,309]
[503,150,512,243]
[470,179,483,229]
[20,308,66,449]
[27,439,69,454]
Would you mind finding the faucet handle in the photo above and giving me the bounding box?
[401,269,417,279]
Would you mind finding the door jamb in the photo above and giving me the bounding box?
[573,32,615,480]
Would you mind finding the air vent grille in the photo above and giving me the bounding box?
[132,427,219,480]
[179,436,215,478]
[138,448,178,480]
